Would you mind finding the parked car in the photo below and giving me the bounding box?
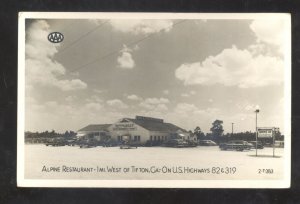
[163,139,187,147]
[219,140,253,151]
[79,144,97,148]
[198,140,217,146]
[66,139,77,146]
[163,139,193,148]
[120,144,138,149]
[120,140,138,149]
[186,140,198,147]
[249,141,264,149]
[78,140,97,148]
[144,140,163,147]
[102,138,119,147]
[45,139,66,146]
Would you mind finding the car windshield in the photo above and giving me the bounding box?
[230,141,243,144]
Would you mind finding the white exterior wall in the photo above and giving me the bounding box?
[77,131,108,141]
[176,130,192,140]
[77,119,191,144]
[108,121,150,144]
[148,131,170,141]
[77,131,90,137]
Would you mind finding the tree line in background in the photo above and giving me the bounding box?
[25,131,78,144]
[191,119,284,144]
[25,130,77,139]
[25,119,284,144]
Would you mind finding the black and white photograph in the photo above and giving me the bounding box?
[17,12,291,188]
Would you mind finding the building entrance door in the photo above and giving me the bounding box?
[121,135,131,142]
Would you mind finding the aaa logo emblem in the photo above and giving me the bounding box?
[48,32,64,43]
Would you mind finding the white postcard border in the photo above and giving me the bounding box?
[17,12,291,188]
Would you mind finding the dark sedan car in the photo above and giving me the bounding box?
[249,141,264,149]
[163,139,190,148]
[219,140,253,151]
[198,140,217,146]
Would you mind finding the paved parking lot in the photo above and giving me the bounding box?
[25,144,285,180]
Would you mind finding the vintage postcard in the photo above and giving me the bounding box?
[18,12,291,188]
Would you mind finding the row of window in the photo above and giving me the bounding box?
[134,136,141,141]
[150,135,167,141]
[117,136,141,141]
[89,132,106,137]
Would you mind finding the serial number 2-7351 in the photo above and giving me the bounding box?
[258,169,274,174]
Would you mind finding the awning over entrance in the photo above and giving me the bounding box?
[77,133,87,137]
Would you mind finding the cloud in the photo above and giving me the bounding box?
[26,20,87,91]
[236,100,260,112]
[244,104,256,111]
[133,45,140,51]
[110,19,173,35]
[163,90,169,95]
[117,45,135,69]
[83,95,104,111]
[58,79,87,91]
[85,102,103,111]
[86,95,103,103]
[25,98,105,132]
[143,97,169,105]
[93,89,106,94]
[127,94,142,101]
[107,99,128,109]
[181,90,197,97]
[137,97,169,118]
[190,90,196,95]
[65,96,76,103]
[175,103,199,114]
[250,19,285,47]
[175,45,284,88]
[137,103,169,118]
[163,103,220,132]
[173,103,219,116]
[70,72,80,77]
[139,97,169,111]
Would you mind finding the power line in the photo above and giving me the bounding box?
[58,20,110,55]
[69,33,152,73]
[68,19,187,74]
[58,21,77,34]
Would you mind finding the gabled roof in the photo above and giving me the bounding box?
[126,118,187,132]
[78,124,111,132]
[78,116,187,133]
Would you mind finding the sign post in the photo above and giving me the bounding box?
[255,109,259,157]
[273,130,275,157]
[257,127,278,157]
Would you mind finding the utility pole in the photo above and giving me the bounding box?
[273,127,277,157]
[255,109,260,157]
[231,123,234,137]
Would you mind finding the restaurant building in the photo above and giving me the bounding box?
[77,116,195,144]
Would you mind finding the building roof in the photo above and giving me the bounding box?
[126,116,187,133]
[78,116,187,133]
[78,124,111,132]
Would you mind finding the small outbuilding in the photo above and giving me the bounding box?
[77,124,111,142]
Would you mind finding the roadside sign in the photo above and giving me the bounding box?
[257,127,273,138]
[257,127,280,157]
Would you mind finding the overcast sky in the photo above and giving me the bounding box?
[24,16,289,133]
